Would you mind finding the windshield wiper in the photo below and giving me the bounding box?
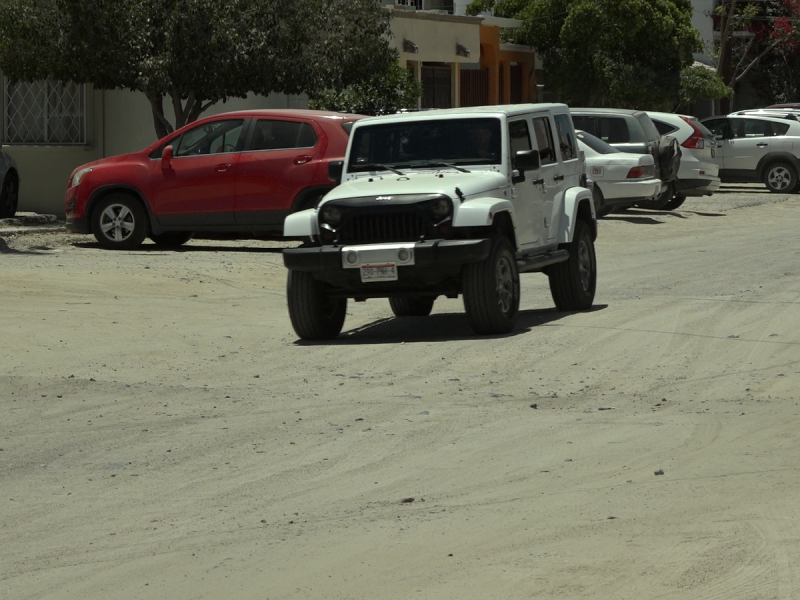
[417,161,471,173]
[356,163,406,175]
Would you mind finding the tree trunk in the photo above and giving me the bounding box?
[146,92,174,140]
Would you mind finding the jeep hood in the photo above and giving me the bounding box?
[324,171,508,204]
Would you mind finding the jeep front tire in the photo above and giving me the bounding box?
[287,270,347,340]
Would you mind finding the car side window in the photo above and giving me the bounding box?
[653,120,677,136]
[770,122,790,136]
[249,120,318,151]
[531,116,556,165]
[508,119,532,170]
[597,118,629,143]
[704,118,731,140]
[554,114,577,161]
[174,120,244,157]
[736,119,769,138]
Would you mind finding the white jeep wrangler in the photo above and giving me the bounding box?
[282,104,597,339]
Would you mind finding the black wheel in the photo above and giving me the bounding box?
[462,236,520,335]
[548,219,596,311]
[0,174,19,218]
[764,162,797,193]
[662,194,687,211]
[92,194,148,250]
[637,183,672,210]
[592,185,614,217]
[389,296,435,317]
[287,270,347,340]
[149,232,193,247]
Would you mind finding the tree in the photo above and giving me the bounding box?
[676,63,732,112]
[0,0,411,138]
[309,62,422,115]
[713,0,800,111]
[467,0,702,109]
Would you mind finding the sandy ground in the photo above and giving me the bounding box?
[1,184,799,599]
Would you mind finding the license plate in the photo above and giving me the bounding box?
[360,263,397,282]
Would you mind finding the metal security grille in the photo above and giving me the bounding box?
[4,78,86,144]
[340,213,427,244]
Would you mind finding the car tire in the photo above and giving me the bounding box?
[548,219,596,311]
[287,269,347,340]
[662,194,687,211]
[637,183,673,210]
[764,162,797,193]
[389,296,435,317]
[149,232,193,247]
[462,236,520,335]
[92,194,149,250]
[0,173,19,219]
[592,186,614,217]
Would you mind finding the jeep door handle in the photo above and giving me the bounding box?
[531,178,545,185]
[216,164,232,172]
[553,174,565,181]
[294,155,313,165]
[757,143,768,148]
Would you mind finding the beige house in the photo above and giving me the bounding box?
[3,3,534,216]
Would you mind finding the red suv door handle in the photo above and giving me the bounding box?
[294,155,313,165]
[216,164,232,172]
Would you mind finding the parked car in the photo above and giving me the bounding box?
[65,109,365,249]
[646,111,721,209]
[576,130,660,216]
[570,108,681,209]
[0,150,20,218]
[701,112,800,193]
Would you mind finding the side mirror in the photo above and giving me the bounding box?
[162,145,173,170]
[328,161,343,184]
[514,149,540,172]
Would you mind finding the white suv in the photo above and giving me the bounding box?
[282,104,597,339]
[647,112,721,209]
[701,113,800,193]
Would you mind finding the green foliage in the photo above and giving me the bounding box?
[467,0,701,109]
[677,65,732,110]
[309,60,422,115]
[0,0,400,137]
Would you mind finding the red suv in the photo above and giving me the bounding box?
[65,109,364,249]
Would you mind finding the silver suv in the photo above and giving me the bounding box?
[701,113,800,193]
[282,104,597,339]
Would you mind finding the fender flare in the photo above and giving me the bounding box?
[452,197,516,229]
[756,152,800,179]
[556,186,595,244]
[283,208,319,237]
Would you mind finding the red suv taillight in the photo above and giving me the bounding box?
[680,116,705,149]
[627,166,646,179]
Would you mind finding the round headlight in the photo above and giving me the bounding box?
[431,197,451,219]
[321,206,342,226]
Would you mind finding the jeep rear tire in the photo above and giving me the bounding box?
[764,162,797,193]
[287,270,347,340]
[462,236,520,335]
[548,219,596,311]
[389,296,435,317]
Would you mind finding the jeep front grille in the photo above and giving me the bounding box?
[339,213,427,244]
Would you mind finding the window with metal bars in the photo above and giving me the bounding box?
[3,78,86,145]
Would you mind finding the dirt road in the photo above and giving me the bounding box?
[2,186,799,599]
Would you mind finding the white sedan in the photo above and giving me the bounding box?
[577,130,662,217]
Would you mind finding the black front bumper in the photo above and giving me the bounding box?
[283,239,491,271]
[283,239,492,296]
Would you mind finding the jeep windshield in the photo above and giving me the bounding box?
[348,118,502,173]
